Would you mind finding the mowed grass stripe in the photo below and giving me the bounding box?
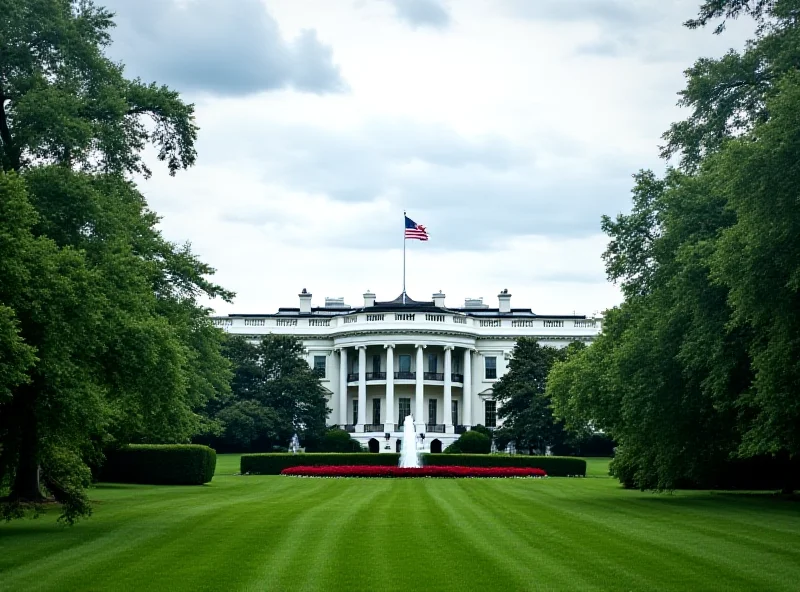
[497,479,797,590]
[3,456,800,592]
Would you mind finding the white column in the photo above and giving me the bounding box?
[444,346,453,433]
[357,346,367,430]
[463,348,472,427]
[338,347,348,426]
[415,344,425,429]
[384,344,395,432]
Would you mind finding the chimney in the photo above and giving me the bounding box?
[299,288,312,314]
[363,290,376,307]
[498,289,511,313]
[432,291,446,308]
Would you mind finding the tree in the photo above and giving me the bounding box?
[547,0,800,490]
[0,0,231,523]
[208,335,330,452]
[1,0,197,176]
[492,339,583,455]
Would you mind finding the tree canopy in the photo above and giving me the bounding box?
[548,0,800,491]
[201,335,330,453]
[0,0,231,523]
[492,339,584,455]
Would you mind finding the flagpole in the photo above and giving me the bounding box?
[402,210,406,303]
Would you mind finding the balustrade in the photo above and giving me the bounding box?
[574,320,596,328]
[308,318,330,327]
[452,316,467,324]
[543,320,564,328]
[343,316,357,324]
[366,314,384,322]
[276,319,297,327]
[395,313,415,321]
[423,372,444,381]
[244,318,265,326]
[511,320,534,327]
[365,372,386,381]
[425,313,445,322]
[479,319,501,327]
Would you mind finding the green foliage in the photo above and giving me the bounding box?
[241,453,400,475]
[549,3,800,491]
[0,0,197,176]
[204,335,330,452]
[444,431,491,454]
[422,454,586,477]
[493,338,583,454]
[0,0,230,523]
[320,429,364,453]
[101,445,216,485]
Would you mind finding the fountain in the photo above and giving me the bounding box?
[290,433,300,455]
[398,414,421,468]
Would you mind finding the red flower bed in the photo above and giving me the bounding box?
[280,465,547,478]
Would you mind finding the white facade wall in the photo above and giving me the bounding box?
[212,291,602,451]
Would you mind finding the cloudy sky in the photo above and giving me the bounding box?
[103,0,751,316]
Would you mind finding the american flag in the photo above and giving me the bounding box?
[405,215,429,241]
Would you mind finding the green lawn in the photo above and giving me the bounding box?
[1,456,799,591]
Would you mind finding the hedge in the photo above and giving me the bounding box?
[102,444,216,485]
[240,453,586,477]
[241,453,401,474]
[421,454,586,477]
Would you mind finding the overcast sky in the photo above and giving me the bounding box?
[102,0,752,316]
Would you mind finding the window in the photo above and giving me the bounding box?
[313,355,326,377]
[372,398,381,425]
[351,358,359,375]
[485,356,497,379]
[452,357,462,375]
[452,400,459,426]
[427,353,438,373]
[372,354,381,374]
[398,355,411,373]
[352,400,358,425]
[485,400,497,428]
[399,398,411,421]
[428,398,437,425]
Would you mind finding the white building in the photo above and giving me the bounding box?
[212,289,602,452]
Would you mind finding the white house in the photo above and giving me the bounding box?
[212,289,602,452]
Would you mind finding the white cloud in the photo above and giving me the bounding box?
[106,0,756,316]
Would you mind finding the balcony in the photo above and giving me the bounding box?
[425,424,445,433]
[455,425,467,434]
[364,424,384,432]
[366,372,386,381]
[343,424,356,433]
[424,372,444,381]
[347,373,358,382]
[451,373,463,383]
[394,371,416,380]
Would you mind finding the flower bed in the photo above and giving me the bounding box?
[280,465,546,478]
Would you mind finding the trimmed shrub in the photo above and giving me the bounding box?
[445,431,491,454]
[101,445,216,485]
[320,429,364,452]
[241,453,401,475]
[422,454,586,477]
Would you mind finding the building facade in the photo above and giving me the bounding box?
[212,289,602,452]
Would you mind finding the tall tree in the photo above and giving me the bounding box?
[0,0,231,523]
[492,339,583,454]
[206,336,329,452]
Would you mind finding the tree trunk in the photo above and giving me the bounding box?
[10,386,43,501]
